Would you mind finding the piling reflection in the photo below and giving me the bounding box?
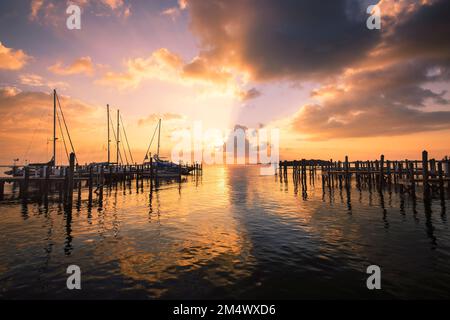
[0,166,449,299]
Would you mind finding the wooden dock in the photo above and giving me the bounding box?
[278,150,450,199]
[0,152,203,205]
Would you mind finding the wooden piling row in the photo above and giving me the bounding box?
[0,154,202,206]
[279,150,450,200]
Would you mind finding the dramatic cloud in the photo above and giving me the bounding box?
[182,57,233,85]
[279,0,450,139]
[0,42,31,70]
[186,0,381,82]
[48,56,95,76]
[97,48,184,89]
[292,61,450,139]
[97,48,245,98]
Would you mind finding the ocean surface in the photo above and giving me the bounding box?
[0,165,449,299]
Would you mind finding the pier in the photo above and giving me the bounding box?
[0,152,203,205]
[278,150,450,200]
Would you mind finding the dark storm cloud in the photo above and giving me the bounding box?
[188,0,381,81]
[186,0,450,139]
[382,0,450,63]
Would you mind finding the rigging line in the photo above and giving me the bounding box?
[22,106,49,162]
[56,107,70,164]
[120,127,129,165]
[157,119,161,157]
[143,121,159,162]
[109,113,123,164]
[120,114,135,164]
[55,93,77,162]
[121,139,129,165]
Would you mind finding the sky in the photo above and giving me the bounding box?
[0,0,449,165]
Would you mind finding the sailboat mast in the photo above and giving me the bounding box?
[157,118,161,157]
[53,89,56,166]
[107,104,110,164]
[116,109,120,164]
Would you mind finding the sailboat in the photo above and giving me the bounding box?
[143,119,193,176]
[5,89,75,177]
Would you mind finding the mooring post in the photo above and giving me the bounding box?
[135,164,139,191]
[404,160,409,181]
[99,165,104,201]
[43,165,50,200]
[445,157,450,191]
[430,159,436,177]
[278,161,282,177]
[438,161,444,199]
[65,152,75,207]
[409,162,416,198]
[386,160,392,184]
[58,166,64,203]
[88,166,93,205]
[422,150,429,194]
[149,159,153,191]
[379,155,385,189]
[344,156,349,187]
[0,180,4,201]
[329,159,333,187]
[77,180,82,206]
[22,166,30,199]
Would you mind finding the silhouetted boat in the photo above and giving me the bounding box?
[143,119,193,176]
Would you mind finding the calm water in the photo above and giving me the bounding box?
[0,166,449,299]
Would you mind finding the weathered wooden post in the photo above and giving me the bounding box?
[386,160,392,185]
[321,163,325,188]
[379,155,385,189]
[88,166,93,205]
[302,159,307,191]
[445,157,450,191]
[329,159,333,187]
[430,159,436,177]
[366,160,371,187]
[422,150,429,194]
[0,180,4,200]
[344,156,349,188]
[278,161,282,177]
[409,162,416,198]
[43,165,50,200]
[438,161,444,199]
[99,165,104,201]
[76,180,82,206]
[22,166,30,199]
[65,152,75,207]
